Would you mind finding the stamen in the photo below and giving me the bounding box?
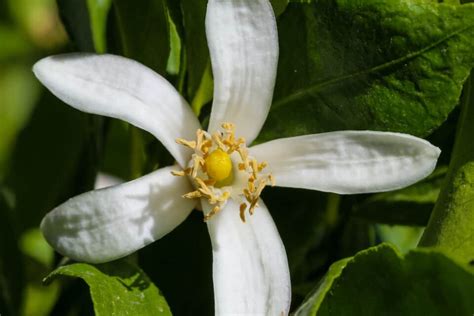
[212,132,226,151]
[239,203,247,223]
[176,138,196,149]
[172,122,274,223]
[183,191,202,199]
[204,205,222,222]
[171,170,186,177]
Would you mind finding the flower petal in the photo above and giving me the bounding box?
[250,131,441,194]
[204,199,291,315]
[41,166,196,263]
[206,0,278,144]
[33,53,200,167]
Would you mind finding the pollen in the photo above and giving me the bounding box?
[173,122,274,223]
[205,149,232,182]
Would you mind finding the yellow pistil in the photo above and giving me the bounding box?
[205,149,233,182]
[173,122,274,222]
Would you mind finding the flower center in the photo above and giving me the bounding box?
[172,122,274,223]
[205,149,233,183]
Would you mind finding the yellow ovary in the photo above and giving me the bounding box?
[205,149,233,182]
[173,122,274,222]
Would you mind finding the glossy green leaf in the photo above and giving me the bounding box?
[295,244,474,316]
[354,166,447,226]
[420,72,474,263]
[258,1,474,142]
[113,0,170,74]
[45,261,171,316]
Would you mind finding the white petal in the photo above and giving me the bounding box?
[41,166,196,263]
[33,54,200,167]
[250,131,441,194]
[94,172,123,189]
[205,199,291,315]
[206,0,278,144]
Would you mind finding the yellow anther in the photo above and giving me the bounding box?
[212,133,226,151]
[204,205,222,221]
[269,174,276,186]
[176,138,196,149]
[171,170,186,176]
[239,203,247,223]
[205,149,233,182]
[173,122,275,223]
[183,191,202,199]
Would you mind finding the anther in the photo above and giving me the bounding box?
[176,138,196,149]
[239,203,247,223]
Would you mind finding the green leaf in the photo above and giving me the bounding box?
[376,225,424,254]
[0,65,40,180]
[86,0,112,53]
[419,163,474,261]
[113,0,170,74]
[262,188,345,305]
[45,261,171,316]
[56,0,95,51]
[258,1,474,142]
[354,166,447,226]
[4,90,100,232]
[19,229,59,316]
[56,0,110,52]
[420,72,474,263]
[191,62,213,116]
[139,212,214,316]
[295,243,474,316]
[0,24,32,60]
[0,188,24,316]
[270,0,289,16]
[166,10,182,76]
[180,0,210,101]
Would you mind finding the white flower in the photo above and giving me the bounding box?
[33,0,440,315]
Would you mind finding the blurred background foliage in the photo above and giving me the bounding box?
[0,0,473,315]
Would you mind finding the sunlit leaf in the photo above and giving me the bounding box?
[259,1,474,141]
[45,260,171,316]
[420,72,474,263]
[295,244,474,316]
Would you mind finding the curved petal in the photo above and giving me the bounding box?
[250,131,441,194]
[33,54,200,167]
[205,199,291,315]
[94,172,123,189]
[206,0,278,144]
[41,166,196,263]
